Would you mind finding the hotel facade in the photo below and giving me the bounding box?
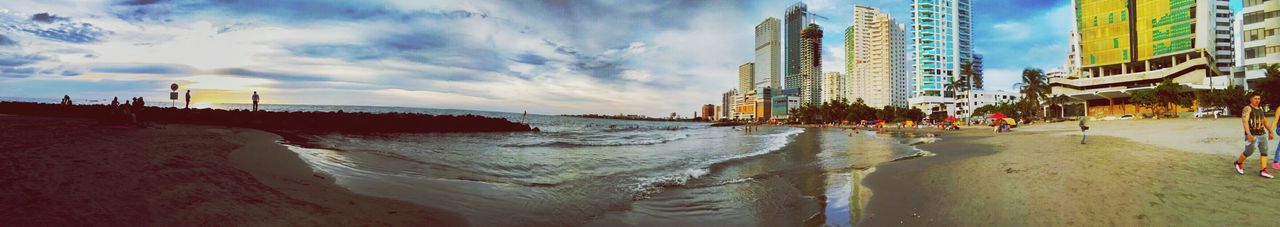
[847,5,912,109]
[908,0,974,115]
[1052,0,1237,117]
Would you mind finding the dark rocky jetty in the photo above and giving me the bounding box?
[0,101,538,133]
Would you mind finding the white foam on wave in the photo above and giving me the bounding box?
[627,128,805,199]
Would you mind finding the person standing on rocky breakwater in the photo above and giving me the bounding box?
[251,91,260,112]
[1236,94,1275,178]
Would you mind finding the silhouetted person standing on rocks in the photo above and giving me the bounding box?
[60,95,72,105]
[184,90,191,109]
[111,97,119,107]
[251,91,260,112]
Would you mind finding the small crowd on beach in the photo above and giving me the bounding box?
[57,90,264,126]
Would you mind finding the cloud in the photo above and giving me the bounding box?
[30,13,69,23]
[0,34,15,46]
[0,54,47,67]
[88,64,197,74]
[972,0,1073,90]
[0,66,36,78]
[0,11,111,43]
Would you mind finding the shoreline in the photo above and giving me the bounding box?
[0,115,467,225]
[858,118,1280,225]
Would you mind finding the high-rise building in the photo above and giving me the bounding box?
[739,63,755,93]
[1211,0,1235,75]
[972,54,984,89]
[910,0,973,98]
[847,5,911,108]
[785,2,811,91]
[1240,0,1279,87]
[755,18,782,91]
[721,89,737,119]
[799,23,824,106]
[892,23,912,108]
[822,72,844,103]
[1052,0,1240,117]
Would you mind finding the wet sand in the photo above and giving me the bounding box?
[862,118,1280,226]
[0,115,466,226]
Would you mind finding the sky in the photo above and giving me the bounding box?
[0,0,1246,116]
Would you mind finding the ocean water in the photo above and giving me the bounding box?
[3,97,932,226]
[208,105,934,226]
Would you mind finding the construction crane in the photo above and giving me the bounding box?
[806,12,829,25]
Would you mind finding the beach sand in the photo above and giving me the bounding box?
[862,118,1280,226]
[0,115,466,226]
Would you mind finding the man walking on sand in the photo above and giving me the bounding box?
[251,91,260,112]
[1079,116,1089,144]
[1269,104,1280,170]
[1236,94,1276,178]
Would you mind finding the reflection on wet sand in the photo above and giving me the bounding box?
[586,128,927,226]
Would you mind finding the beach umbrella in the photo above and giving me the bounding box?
[946,116,958,122]
[990,112,1006,119]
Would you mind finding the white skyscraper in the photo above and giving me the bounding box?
[755,18,782,91]
[908,0,973,115]
[847,5,911,108]
[1211,0,1235,75]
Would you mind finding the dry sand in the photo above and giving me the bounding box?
[862,117,1280,226]
[0,115,466,226]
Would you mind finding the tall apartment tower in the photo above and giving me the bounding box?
[847,5,911,108]
[799,23,824,106]
[1211,0,1234,75]
[785,2,811,91]
[755,18,782,91]
[823,72,845,103]
[739,63,755,93]
[910,0,973,98]
[1241,0,1279,85]
[892,23,912,108]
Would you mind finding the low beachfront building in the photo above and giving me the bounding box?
[954,90,1021,117]
[701,104,715,120]
[771,88,800,121]
[1051,0,1232,117]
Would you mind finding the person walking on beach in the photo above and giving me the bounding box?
[1079,116,1089,144]
[1236,94,1276,178]
[1269,104,1280,170]
[251,91,260,112]
[184,90,191,109]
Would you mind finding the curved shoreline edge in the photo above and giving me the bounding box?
[222,128,471,226]
[0,114,468,226]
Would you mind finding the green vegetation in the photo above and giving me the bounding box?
[1130,80,1193,116]
[788,98,926,124]
[1018,68,1049,120]
[1198,85,1247,116]
[1253,64,1280,109]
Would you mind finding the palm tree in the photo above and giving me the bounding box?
[959,62,977,121]
[1020,68,1049,120]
